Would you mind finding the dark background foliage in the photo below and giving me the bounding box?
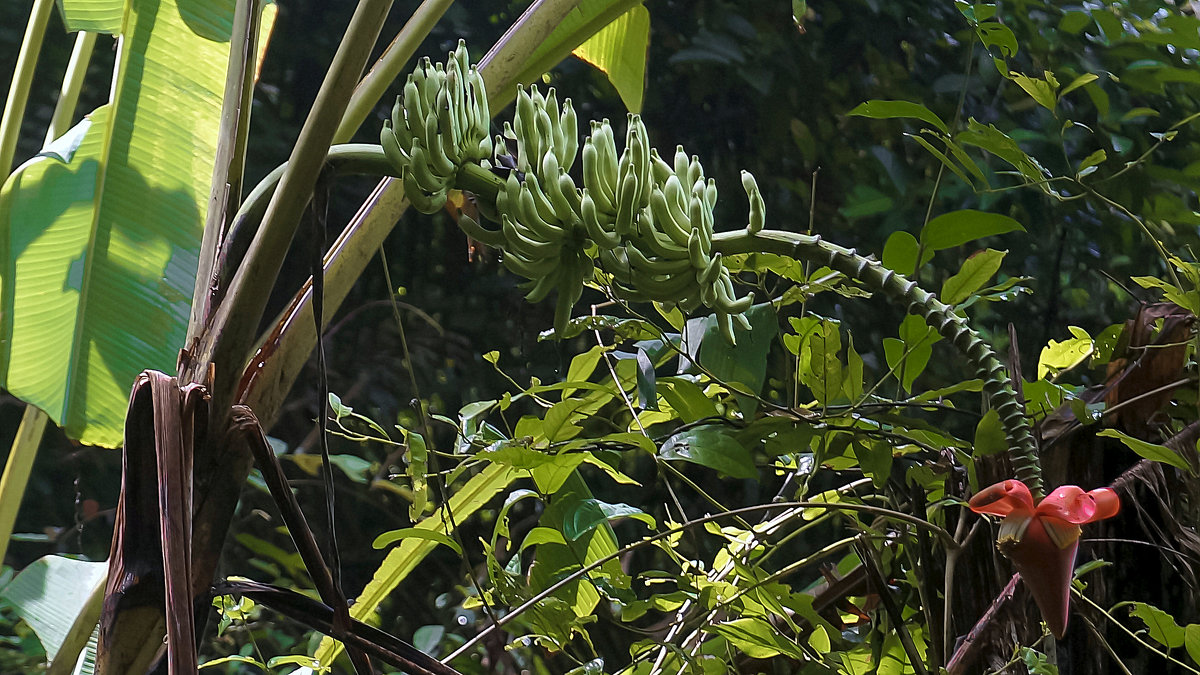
[2,1,1198,672]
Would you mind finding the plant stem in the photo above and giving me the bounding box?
[333,0,458,144]
[0,0,55,175]
[190,0,393,410]
[713,229,1044,497]
[44,31,97,146]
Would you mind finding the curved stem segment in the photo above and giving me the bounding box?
[712,229,1043,497]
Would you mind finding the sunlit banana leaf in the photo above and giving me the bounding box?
[0,554,106,663]
[0,0,266,447]
[511,0,650,102]
[572,4,650,112]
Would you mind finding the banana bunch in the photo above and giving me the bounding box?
[380,40,492,214]
[581,117,755,343]
[486,85,590,335]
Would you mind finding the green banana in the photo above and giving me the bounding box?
[516,180,567,243]
[687,230,708,270]
[522,267,561,303]
[559,99,578,169]
[583,140,617,214]
[626,241,693,275]
[633,215,689,260]
[402,171,445,214]
[648,188,693,248]
[697,252,723,287]
[502,213,560,259]
[457,213,506,248]
[407,145,446,194]
[501,246,558,280]
[380,121,409,174]
[742,170,765,234]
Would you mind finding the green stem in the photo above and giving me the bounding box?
[333,0,458,144]
[44,31,97,146]
[189,0,393,407]
[712,229,1044,497]
[0,405,47,565]
[0,0,55,176]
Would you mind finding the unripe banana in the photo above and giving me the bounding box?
[742,170,766,234]
[697,252,723,287]
[634,216,689,260]
[673,146,689,180]
[380,121,409,174]
[522,267,561,303]
[626,242,693,275]
[515,185,566,244]
[502,215,560,263]
[650,149,673,185]
[583,140,617,214]
[408,145,447,194]
[714,272,754,313]
[558,171,583,214]
[402,171,446,214]
[614,171,640,236]
[649,188,693,248]
[687,230,708,270]
[502,247,558,280]
[522,175,562,228]
[457,213,506,248]
[559,99,578,169]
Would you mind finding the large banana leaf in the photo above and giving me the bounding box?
[0,0,239,447]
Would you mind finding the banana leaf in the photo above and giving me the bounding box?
[0,0,259,447]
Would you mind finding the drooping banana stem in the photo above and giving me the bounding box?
[713,230,1044,498]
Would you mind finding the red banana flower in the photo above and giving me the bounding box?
[968,479,1120,638]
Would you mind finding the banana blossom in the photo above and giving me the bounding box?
[968,479,1120,638]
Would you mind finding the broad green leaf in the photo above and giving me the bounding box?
[799,319,843,405]
[1185,624,1200,665]
[478,442,586,492]
[57,0,124,33]
[844,335,864,401]
[957,120,1053,191]
[847,100,948,134]
[706,617,808,660]
[908,132,977,189]
[838,183,893,219]
[973,409,1007,457]
[693,302,777,416]
[1011,71,1057,110]
[0,555,106,660]
[562,344,606,399]
[883,314,942,393]
[660,425,756,479]
[1129,602,1185,648]
[371,528,462,555]
[1037,326,1093,379]
[941,248,1005,305]
[563,499,654,540]
[852,440,892,488]
[1097,430,1190,471]
[572,4,650,112]
[530,472,628,617]
[808,625,831,654]
[314,464,518,665]
[882,230,919,276]
[512,0,644,92]
[920,209,1024,251]
[1077,148,1107,178]
[0,0,245,447]
[658,377,719,423]
[1060,73,1099,98]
